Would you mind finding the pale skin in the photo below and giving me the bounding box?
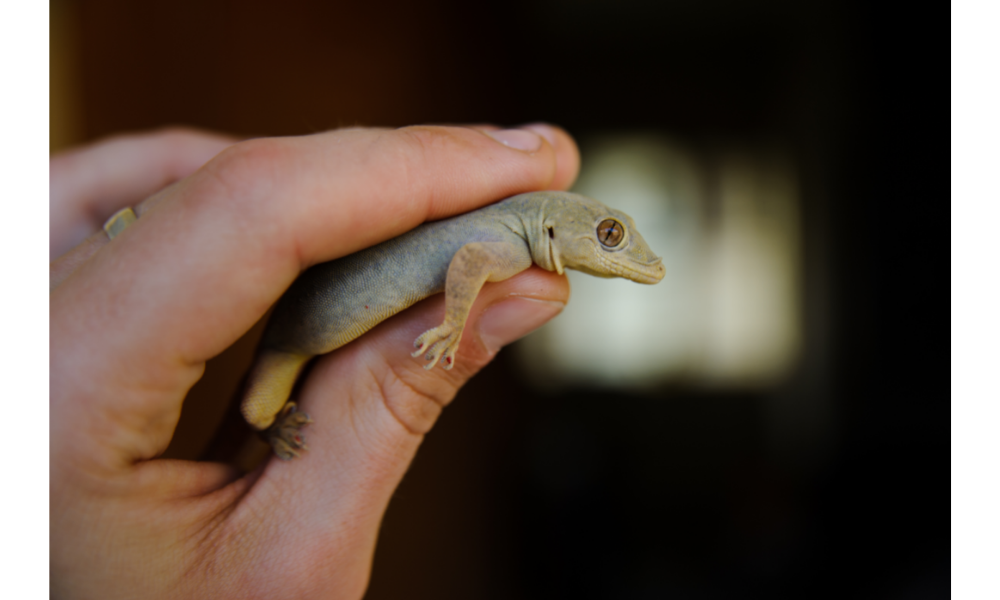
[50,124,580,599]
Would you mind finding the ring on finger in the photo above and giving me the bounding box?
[103,207,137,240]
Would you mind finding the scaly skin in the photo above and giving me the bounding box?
[241,190,665,459]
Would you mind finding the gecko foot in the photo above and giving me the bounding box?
[262,402,314,460]
[411,324,462,370]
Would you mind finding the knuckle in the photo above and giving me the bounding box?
[203,137,288,203]
[378,126,489,214]
[212,137,288,178]
[396,125,470,154]
[391,125,477,173]
[382,341,496,434]
[380,366,449,436]
[185,138,299,249]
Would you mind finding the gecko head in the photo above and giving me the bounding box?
[541,192,665,285]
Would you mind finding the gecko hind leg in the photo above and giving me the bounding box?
[262,402,314,460]
[241,350,313,459]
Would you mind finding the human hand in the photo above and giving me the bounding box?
[50,124,580,599]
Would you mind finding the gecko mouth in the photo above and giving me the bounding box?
[598,255,665,284]
[626,258,666,284]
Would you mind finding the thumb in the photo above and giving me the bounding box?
[231,267,567,593]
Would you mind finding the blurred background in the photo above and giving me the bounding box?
[51,0,947,597]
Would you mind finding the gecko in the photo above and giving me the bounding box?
[240,190,666,459]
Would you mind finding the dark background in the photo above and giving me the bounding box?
[52,0,947,597]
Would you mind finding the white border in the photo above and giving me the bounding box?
[951,1,1000,597]
[1,1,50,598]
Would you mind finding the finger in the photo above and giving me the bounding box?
[51,125,580,464]
[520,123,581,191]
[221,267,569,594]
[50,127,238,258]
[461,123,579,190]
[47,124,578,288]
[49,228,108,290]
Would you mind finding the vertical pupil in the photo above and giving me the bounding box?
[599,220,622,246]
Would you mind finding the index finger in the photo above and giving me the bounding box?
[50,124,579,462]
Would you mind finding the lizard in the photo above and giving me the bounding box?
[240,190,666,459]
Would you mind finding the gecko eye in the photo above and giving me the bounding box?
[597,219,624,248]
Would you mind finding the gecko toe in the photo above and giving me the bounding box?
[263,402,312,460]
[413,324,462,370]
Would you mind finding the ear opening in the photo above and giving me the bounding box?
[547,226,555,239]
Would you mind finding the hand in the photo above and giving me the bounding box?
[50,125,580,599]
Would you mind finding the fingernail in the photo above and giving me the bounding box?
[520,123,558,148]
[486,129,543,152]
[478,297,565,353]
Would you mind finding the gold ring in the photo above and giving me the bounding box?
[103,207,137,240]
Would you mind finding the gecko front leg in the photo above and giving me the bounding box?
[412,241,532,369]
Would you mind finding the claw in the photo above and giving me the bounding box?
[412,323,462,370]
[263,402,313,460]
